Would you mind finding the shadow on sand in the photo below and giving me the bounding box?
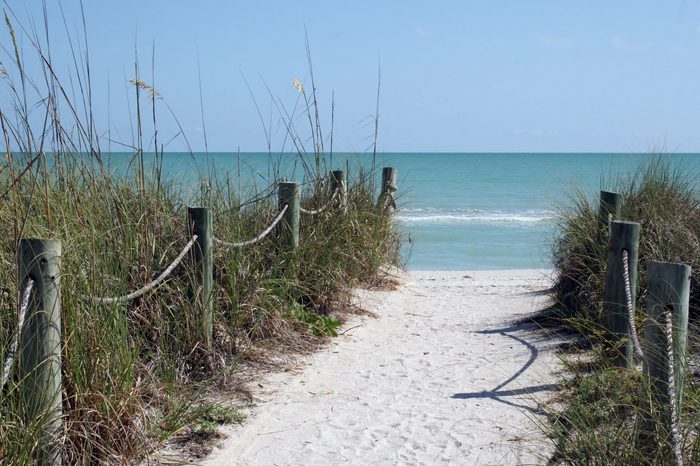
[451,323,560,416]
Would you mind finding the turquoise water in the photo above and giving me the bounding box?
[387,153,700,270]
[105,152,700,271]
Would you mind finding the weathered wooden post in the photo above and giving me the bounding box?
[598,190,622,262]
[380,167,398,213]
[598,191,622,236]
[187,207,213,349]
[603,220,640,368]
[278,181,300,251]
[19,239,62,465]
[642,260,690,450]
[330,170,347,213]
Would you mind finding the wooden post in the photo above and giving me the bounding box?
[330,170,347,213]
[598,191,622,234]
[644,260,690,439]
[278,181,300,250]
[187,207,213,349]
[18,239,62,465]
[380,167,398,213]
[598,190,622,258]
[603,220,640,368]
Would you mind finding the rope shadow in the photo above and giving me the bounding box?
[451,325,558,417]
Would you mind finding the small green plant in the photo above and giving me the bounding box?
[157,400,243,440]
[288,302,343,337]
[189,403,243,437]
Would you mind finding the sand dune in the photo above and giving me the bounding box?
[202,270,565,465]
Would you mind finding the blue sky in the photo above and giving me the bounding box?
[3,0,700,152]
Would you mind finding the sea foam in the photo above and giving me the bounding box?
[395,208,555,225]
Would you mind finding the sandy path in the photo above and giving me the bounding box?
[202,270,564,465]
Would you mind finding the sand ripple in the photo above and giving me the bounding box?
[203,270,564,465]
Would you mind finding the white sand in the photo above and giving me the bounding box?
[202,270,565,465]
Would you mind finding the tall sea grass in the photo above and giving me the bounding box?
[0,6,400,463]
[548,156,700,464]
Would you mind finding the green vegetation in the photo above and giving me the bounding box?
[288,302,343,337]
[553,158,700,325]
[0,9,400,464]
[549,157,700,464]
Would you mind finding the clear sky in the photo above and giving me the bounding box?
[3,0,700,153]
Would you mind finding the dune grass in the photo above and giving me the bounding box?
[549,156,700,464]
[0,8,401,464]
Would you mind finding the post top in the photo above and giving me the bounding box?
[19,238,62,249]
[187,206,212,214]
[610,220,639,226]
[646,260,692,272]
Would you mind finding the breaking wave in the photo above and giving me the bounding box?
[395,208,555,225]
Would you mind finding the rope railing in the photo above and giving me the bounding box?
[621,249,683,464]
[1,169,397,464]
[604,219,690,465]
[84,235,198,304]
[79,183,340,302]
[299,189,339,215]
[2,278,34,389]
[214,204,288,249]
[622,249,644,359]
[665,310,683,466]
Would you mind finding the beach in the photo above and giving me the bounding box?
[201,269,565,465]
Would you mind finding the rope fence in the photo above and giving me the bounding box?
[665,311,683,466]
[4,168,394,325]
[299,189,339,215]
[621,252,682,465]
[622,249,644,359]
[215,204,288,248]
[80,172,356,302]
[2,277,34,388]
[84,235,198,304]
[1,168,398,463]
[603,206,688,466]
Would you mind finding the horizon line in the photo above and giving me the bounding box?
[95,150,700,155]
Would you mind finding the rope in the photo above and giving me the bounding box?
[214,205,288,249]
[620,252,682,462]
[300,189,339,215]
[619,252,683,462]
[2,278,34,389]
[86,235,197,304]
[380,188,397,210]
[665,310,683,466]
[622,249,644,359]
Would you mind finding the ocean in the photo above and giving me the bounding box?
[107,152,700,271]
